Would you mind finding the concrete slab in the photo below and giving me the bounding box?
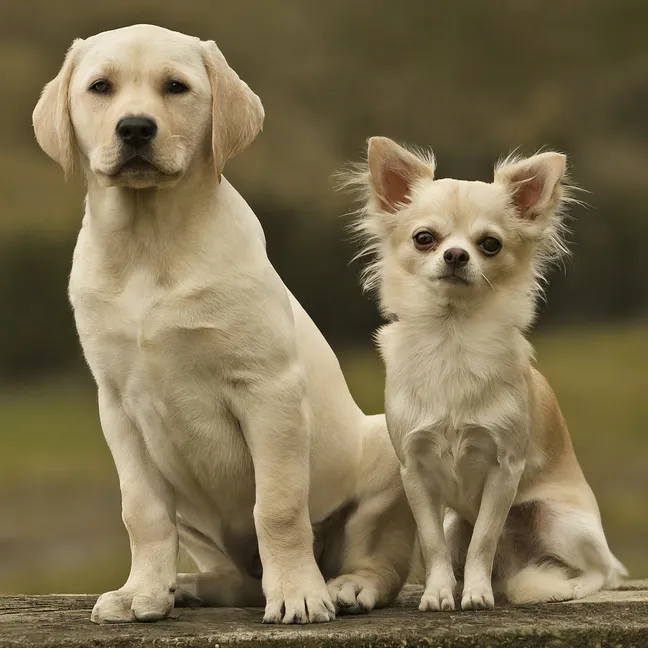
[2,582,647,648]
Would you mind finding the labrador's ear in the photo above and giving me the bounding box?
[33,39,83,178]
[200,41,264,178]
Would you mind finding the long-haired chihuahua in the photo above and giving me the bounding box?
[345,136,626,611]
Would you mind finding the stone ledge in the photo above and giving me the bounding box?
[1,582,647,648]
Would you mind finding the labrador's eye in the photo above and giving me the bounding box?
[166,80,189,94]
[478,236,502,256]
[413,231,437,251]
[89,79,111,94]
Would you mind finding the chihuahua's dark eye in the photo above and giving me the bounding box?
[166,80,189,94]
[89,79,111,94]
[479,236,502,256]
[413,231,437,251]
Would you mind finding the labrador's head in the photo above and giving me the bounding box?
[33,24,264,189]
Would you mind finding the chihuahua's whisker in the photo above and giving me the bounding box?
[480,273,495,291]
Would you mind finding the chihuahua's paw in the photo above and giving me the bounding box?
[327,574,378,614]
[91,587,174,624]
[461,584,495,610]
[262,567,335,624]
[419,584,456,611]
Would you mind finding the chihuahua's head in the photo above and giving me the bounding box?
[346,136,572,321]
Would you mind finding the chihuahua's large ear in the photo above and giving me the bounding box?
[200,41,264,179]
[495,152,566,221]
[33,39,82,179]
[366,137,435,213]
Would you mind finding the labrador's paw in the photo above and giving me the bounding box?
[262,567,335,624]
[327,574,378,614]
[91,587,174,624]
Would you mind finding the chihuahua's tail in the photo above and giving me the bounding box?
[504,560,625,605]
[607,553,629,588]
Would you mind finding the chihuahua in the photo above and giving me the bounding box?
[345,136,627,611]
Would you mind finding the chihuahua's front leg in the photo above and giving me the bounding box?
[395,421,456,612]
[401,462,456,611]
[234,365,335,625]
[461,448,525,610]
[91,388,177,624]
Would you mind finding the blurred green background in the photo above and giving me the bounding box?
[0,0,646,594]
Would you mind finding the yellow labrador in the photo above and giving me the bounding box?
[33,24,415,625]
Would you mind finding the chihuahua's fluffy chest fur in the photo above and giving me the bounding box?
[380,314,541,523]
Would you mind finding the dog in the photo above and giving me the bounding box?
[345,136,627,611]
[32,25,415,625]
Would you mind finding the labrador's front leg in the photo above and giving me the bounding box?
[235,366,335,624]
[91,389,178,624]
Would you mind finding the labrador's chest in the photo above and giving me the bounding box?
[71,262,225,388]
[70,258,254,510]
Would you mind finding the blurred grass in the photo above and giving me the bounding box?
[1,550,127,596]
[0,380,108,485]
[1,322,646,594]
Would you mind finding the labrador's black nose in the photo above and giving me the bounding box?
[116,116,158,147]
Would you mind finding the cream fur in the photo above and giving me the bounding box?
[32,26,415,625]
[347,136,626,611]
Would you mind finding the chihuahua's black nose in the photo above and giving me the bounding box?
[116,116,158,147]
[443,247,470,268]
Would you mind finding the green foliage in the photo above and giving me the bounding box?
[0,235,81,384]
